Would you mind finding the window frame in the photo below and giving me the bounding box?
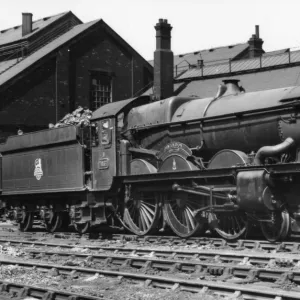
[89,70,114,110]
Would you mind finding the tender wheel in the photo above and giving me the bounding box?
[123,190,161,235]
[18,212,34,232]
[74,222,90,234]
[209,212,248,240]
[260,210,290,242]
[163,192,207,238]
[45,212,62,233]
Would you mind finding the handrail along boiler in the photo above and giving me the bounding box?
[1,79,300,241]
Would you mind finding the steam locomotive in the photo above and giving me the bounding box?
[1,79,300,242]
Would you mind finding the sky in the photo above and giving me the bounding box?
[1,0,300,61]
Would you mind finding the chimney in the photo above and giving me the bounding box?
[22,13,33,36]
[153,19,173,100]
[248,25,264,58]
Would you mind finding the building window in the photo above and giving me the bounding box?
[90,73,112,110]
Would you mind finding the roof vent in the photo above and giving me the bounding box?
[179,54,184,58]
[193,51,199,55]
[228,45,234,49]
[209,48,214,52]
[43,17,50,21]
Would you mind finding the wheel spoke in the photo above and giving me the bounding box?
[141,201,156,209]
[141,204,154,222]
[140,207,151,229]
[141,203,155,217]
[210,212,248,241]
[186,207,196,229]
[260,210,290,242]
[139,209,147,231]
[164,192,207,238]
[124,191,160,235]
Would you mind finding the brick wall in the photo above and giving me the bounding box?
[0,25,153,142]
[0,58,57,142]
[70,27,152,108]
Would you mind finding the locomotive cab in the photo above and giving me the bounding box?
[90,95,150,191]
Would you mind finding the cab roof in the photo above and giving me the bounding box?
[91,96,150,120]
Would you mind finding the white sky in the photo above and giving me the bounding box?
[1,0,300,61]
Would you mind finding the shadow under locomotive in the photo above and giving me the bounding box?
[2,79,300,242]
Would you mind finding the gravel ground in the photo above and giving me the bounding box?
[0,243,246,300]
[0,224,298,299]
[0,264,241,300]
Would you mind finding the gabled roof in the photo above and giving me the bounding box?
[0,18,153,90]
[0,11,81,46]
[148,43,249,67]
[0,19,99,87]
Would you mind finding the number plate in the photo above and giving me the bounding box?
[98,158,109,169]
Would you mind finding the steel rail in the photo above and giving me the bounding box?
[2,231,300,252]
[25,248,300,285]
[0,239,300,258]
[24,246,300,267]
[2,226,300,251]
[0,280,101,300]
[4,233,300,253]
[0,258,299,300]
[114,234,300,251]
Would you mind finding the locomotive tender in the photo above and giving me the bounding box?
[1,79,300,242]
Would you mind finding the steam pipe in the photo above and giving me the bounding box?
[254,137,295,165]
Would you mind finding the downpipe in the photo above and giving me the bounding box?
[254,137,295,165]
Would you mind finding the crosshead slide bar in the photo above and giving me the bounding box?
[26,248,300,285]
[0,258,299,300]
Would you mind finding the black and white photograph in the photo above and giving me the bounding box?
[0,0,299,299]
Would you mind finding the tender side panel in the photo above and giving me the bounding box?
[0,126,78,153]
[2,144,85,195]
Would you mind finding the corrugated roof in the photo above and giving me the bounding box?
[149,43,249,67]
[0,19,100,86]
[176,65,300,98]
[177,50,300,80]
[0,12,69,46]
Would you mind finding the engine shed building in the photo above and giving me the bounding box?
[147,20,300,103]
[0,11,153,142]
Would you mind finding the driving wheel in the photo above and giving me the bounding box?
[163,192,207,238]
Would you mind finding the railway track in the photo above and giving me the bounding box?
[0,257,299,299]
[0,280,101,300]
[1,236,300,299]
[2,234,300,253]
[2,224,300,252]
[1,237,300,267]
[24,247,300,284]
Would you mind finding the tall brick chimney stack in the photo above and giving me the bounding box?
[22,13,33,37]
[153,19,173,100]
[248,25,264,58]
